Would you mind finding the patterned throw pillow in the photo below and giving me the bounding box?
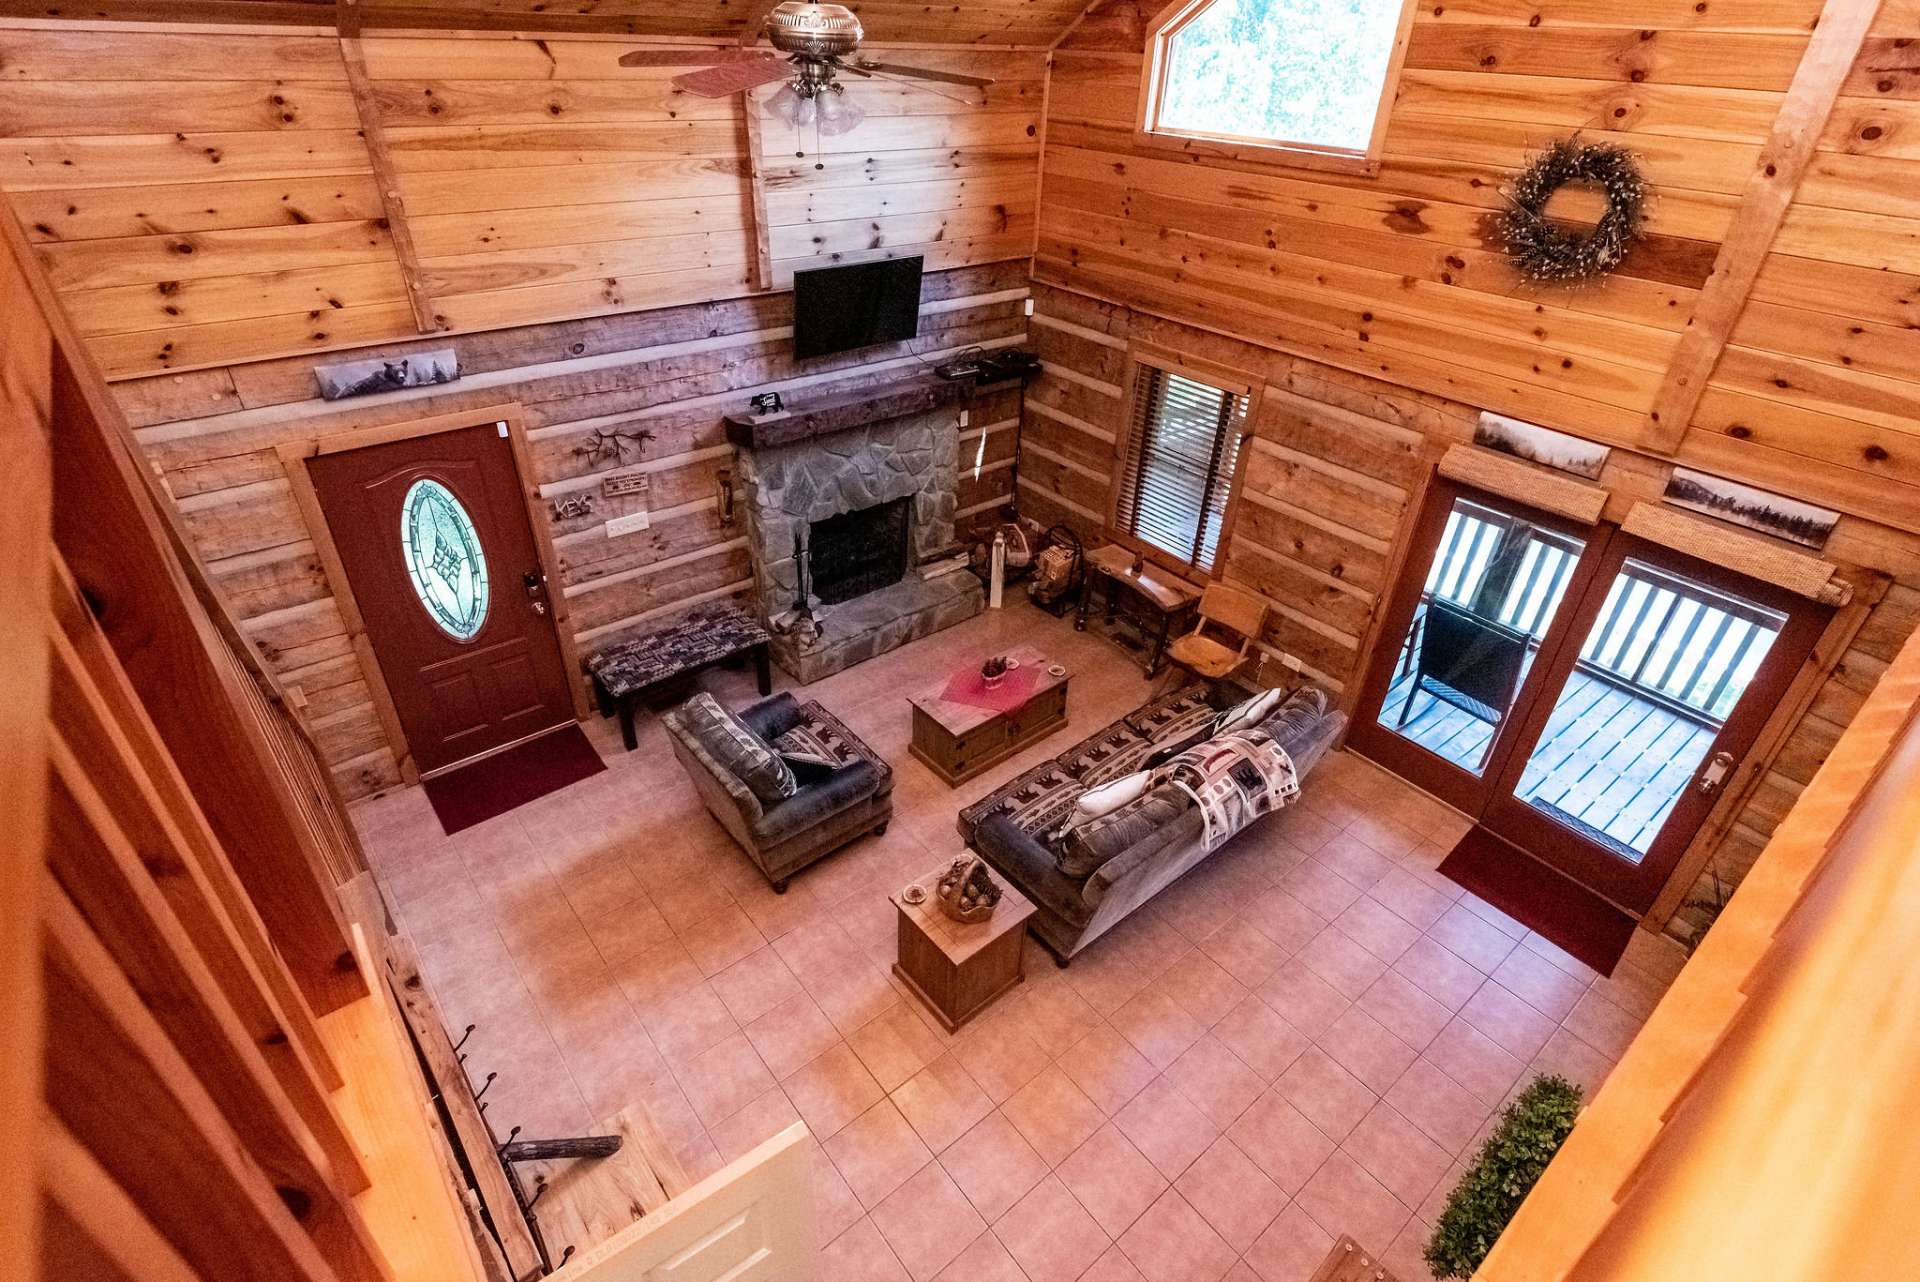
[677,693,796,804]
[1058,723,1157,788]
[1056,785,1188,878]
[998,767,1087,837]
[1125,687,1219,749]
[774,714,853,766]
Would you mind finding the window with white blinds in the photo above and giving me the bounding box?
[1113,361,1248,574]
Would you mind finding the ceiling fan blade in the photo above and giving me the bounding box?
[845,66,984,107]
[619,48,770,67]
[672,58,793,97]
[852,60,996,88]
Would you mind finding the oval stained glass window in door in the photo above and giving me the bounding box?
[399,478,489,640]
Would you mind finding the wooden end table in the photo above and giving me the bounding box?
[890,867,1037,1032]
[907,643,1069,787]
[585,600,772,750]
[1076,544,1202,676]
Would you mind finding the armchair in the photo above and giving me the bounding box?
[664,692,892,892]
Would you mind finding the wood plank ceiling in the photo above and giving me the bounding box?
[0,0,1094,45]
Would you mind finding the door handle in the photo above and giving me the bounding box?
[523,570,549,617]
[1696,750,1735,796]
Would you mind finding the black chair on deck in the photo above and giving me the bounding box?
[1397,598,1530,729]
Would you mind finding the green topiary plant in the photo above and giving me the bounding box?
[1425,1073,1584,1280]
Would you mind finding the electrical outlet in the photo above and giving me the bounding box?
[959,409,970,428]
[606,511,651,538]
[1023,297,1035,317]
[1279,651,1304,673]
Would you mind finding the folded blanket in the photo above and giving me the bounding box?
[1163,728,1299,852]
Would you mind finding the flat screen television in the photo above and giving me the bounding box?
[792,256,924,360]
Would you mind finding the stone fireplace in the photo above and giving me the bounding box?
[726,382,986,684]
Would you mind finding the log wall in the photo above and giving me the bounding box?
[1017,280,1920,937]
[119,261,1026,801]
[1019,0,1920,929]
[1034,1,1920,536]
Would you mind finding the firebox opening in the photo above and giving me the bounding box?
[809,496,911,605]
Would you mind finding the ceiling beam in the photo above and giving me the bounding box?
[335,0,441,334]
[1639,0,1886,455]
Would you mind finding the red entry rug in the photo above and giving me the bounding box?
[1437,825,1637,976]
[423,724,607,836]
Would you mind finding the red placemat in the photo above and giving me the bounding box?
[941,662,1043,713]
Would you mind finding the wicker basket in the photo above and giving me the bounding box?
[935,856,1003,924]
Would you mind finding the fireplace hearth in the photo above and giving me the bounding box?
[810,497,911,604]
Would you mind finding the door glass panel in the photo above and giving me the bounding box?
[1376,497,1585,773]
[1512,558,1785,861]
[400,478,490,640]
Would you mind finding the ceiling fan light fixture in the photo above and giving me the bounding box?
[770,81,805,124]
[815,85,864,137]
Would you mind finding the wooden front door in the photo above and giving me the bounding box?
[308,421,573,775]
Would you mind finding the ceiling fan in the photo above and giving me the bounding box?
[617,0,995,136]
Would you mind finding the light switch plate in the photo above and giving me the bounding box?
[606,511,651,537]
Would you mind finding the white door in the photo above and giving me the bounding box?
[549,1124,816,1282]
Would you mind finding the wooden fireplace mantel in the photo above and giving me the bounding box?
[722,375,1017,450]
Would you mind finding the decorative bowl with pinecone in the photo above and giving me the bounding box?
[935,856,1003,924]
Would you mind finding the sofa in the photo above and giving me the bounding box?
[958,684,1344,963]
[665,692,892,892]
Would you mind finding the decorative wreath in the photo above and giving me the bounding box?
[1498,139,1647,284]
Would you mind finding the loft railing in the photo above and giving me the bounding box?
[1408,504,1784,727]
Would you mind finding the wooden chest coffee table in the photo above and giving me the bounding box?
[890,866,1037,1032]
[907,644,1069,787]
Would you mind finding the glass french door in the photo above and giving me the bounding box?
[1349,479,1831,914]
[1478,536,1826,909]
[1347,480,1610,813]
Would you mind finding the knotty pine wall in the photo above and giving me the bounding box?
[0,22,1043,378]
[0,18,1040,800]
[1032,1,1920,537]
[117,261,1027,800]
[1017,0,1920,928]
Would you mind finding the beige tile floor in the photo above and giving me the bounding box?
[353,599,1685,1282]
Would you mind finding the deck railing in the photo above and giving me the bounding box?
[1414,503,1784,726]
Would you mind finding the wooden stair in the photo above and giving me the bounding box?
[1310,1235,1403,1282]
[521,1103,691,1264]
[377,920,690,1276]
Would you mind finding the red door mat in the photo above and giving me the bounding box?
[423,724,607,835]
[1437,825,1637,976]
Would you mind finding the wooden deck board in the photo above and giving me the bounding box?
[1379,668,1717,858]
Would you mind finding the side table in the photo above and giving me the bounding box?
[890,867,1036,1032]
[1076,544,1202,676]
